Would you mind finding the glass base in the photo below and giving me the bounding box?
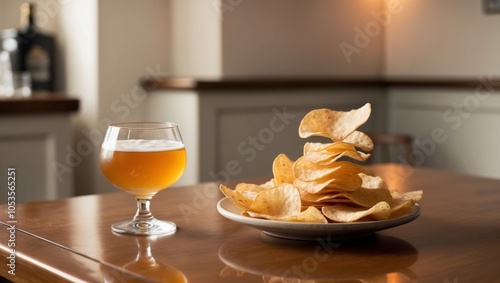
[112,219,177,236]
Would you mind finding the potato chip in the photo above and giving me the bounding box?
[342,188,393,208]
[295,159,365,182]
[219,103,423,225]
[389,200,414,219]
[298,184,391,208]
[322,150,370,165]
[235,183,267,201]
[389,190,423,218]
[220,184,253,212]
[304,142,356,155]
[300,198,353,208]
[323,174,363,192]
[322,201,392,222]
[282,206,328,223]
[343,131,374,152]
[259,179,276,189]
[272,154,295,185]
[293,162,365,194]
[299,103,371,141]
[316,162,366,192]
[248,183,301,218]
[359,173,387,189]
[303,142,370,165]
[390,190,423,203]
[293,178,338,195]
[235,183,266,192]
[299,189,343,203]
[293,157,341,182]
[302,142,342,164]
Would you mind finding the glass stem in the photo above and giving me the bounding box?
[135,237,156,266]
[132,198,155,223]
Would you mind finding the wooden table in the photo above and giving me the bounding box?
[1,164,500,282]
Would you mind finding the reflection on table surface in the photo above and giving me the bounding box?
[218,233,418,282]
[2,164,500,282]
[101,234,187,283]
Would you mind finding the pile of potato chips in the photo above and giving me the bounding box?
[220,103,422,223]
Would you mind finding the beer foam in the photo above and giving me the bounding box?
[102,139,185,152]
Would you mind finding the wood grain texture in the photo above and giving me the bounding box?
[1,164,500,282]
[0,92,79,115]
[140,76,500,91]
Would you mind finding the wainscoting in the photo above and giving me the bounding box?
[388,86,500,179]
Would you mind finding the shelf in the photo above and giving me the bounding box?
[0,92,79,115]
[141,76,500,91]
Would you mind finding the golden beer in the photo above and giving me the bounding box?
[99,140,187,198]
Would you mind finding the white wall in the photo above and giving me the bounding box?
[58,0,171,195]
[166,0,385,78]
[388,87,500,179]
[385,0,500,179]
[169,0,222,77]
[385,0,500,77]
[221,0,385,77]
[58,0,99,195]
[95,0,170,194]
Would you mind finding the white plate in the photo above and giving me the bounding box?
[217,197,420,240]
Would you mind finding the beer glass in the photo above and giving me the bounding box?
[99,122,187,235]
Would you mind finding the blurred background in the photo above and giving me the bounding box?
[1,0,500,203]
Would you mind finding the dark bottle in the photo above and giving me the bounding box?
[2,3,56,91]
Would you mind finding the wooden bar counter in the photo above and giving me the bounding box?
[1,164,500,282]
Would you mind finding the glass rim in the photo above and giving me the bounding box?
[108,121,179,130]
